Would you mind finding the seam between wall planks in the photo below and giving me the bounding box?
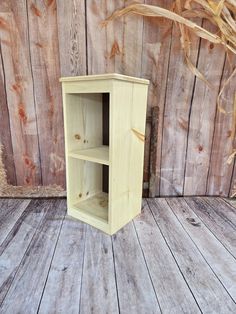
[182,25,203,196]
[158,22,174,196]
[229,158,236,197]
[84,0,88,75]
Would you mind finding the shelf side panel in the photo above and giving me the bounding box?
[109,81,148,233]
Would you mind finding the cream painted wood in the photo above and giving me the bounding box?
[61,73,149,234]
[60,73,149,84]
[109,81,148,234]
[69,146,109,165]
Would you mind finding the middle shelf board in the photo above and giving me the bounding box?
[68,145,109,165]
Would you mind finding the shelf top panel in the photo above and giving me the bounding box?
[68,145,109,165]
[59,73,149,85]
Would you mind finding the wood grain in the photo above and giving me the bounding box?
[207,53,236,197]
[134,200,200,313]
[0,198,30,246]
[27,0,65,187]
[141,0,173,197]
[0,46,16,184]
[224,197,236,209]
[167,197,236,300]
[0,2,235,196]
[0,199,49,304]
[160,22,200,196]
[57,0,87,76]
[0,2,41,186]
[204,197,236,228]
[184,23,226,195]
[86,0,144,76]
[148,198,236,312]
[0,199,66,313]
[0,197,236,312]
[112,223,160,314]
[38,217,86,314]
[80,226,119,314]
[185,197,236,258]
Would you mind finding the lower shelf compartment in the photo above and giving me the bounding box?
[72,192,108,223]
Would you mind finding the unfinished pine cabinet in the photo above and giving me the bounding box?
[60,74,149,234]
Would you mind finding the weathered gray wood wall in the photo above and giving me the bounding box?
[0,0,235,197]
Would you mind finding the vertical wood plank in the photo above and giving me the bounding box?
[141,0,173,197]
[207,54,236,197]
[56,0,87,76]
[86,0,144,76]
[0,2,42,185]
[184,23,225,196]
[160,23,200,195]
[0,46,16,184]
[27,0,65,187]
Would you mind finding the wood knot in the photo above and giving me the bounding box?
[186,217,201,227]
[75,134,81,140]
[209,43,214,50]
[198,145,203,152]
[110,40,121,59]
[31,4,42,17]
[227,130,232,138]
[99,198,108,208]
[18,103,27,124]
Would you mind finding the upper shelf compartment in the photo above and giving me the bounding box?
[64,93,110,153]
[68,145,109,165]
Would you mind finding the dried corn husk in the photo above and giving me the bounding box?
[102,3,236,54]
[102,2,236,85]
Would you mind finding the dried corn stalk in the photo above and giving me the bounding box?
[102,1,236,101]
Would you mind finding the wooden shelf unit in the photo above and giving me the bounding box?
[60,73,149,235]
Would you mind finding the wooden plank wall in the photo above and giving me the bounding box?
[0,0,235,197]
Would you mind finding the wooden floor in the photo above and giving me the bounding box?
[0,197,236,314]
